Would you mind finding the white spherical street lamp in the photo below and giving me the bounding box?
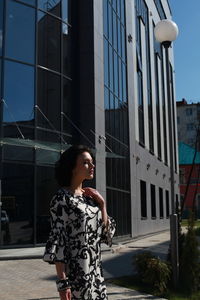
[154,19,179,46]
[154,18,179,287]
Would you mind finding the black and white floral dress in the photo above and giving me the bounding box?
[43,188,116,300]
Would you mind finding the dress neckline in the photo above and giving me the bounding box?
[61,187,83,198]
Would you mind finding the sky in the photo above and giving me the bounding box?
[169,0,200,103]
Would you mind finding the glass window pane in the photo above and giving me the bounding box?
[121,0,125,25]
[37,11,61,72]
[117,19,121,57]
[1,163,34,246]
[62,77,73,143]
[109,45,113,91]
[3,145,34,162]
[104,39,109,87]
[117,0,121,17]
[62,23,71,77]
[113,12,117,50]
[20,0,36,5]
[114,51,118,95]
[37,68,61,142]
[62,0,70,23]
[0,1,4,57]
[122,63,127,102]
[38,0,62,18]
[5,1,35,64]
[108,3,112,44]
[36,166,58,243]
[103,0,108,38]
[3,60,34,126]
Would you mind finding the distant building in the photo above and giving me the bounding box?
[179,142,200,218]
[176,99,200,150]
[0,0,179,248]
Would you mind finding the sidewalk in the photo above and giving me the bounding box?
[0,230,170,300]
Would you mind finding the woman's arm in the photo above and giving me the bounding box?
[55,262,67,279]
[83,188,108,226]
[55,262,71,300]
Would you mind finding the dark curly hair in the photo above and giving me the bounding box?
[55,144,94,187]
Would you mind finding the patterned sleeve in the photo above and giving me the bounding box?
[101,216,116,247]
[43,192,70,264]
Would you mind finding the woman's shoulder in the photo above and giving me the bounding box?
[50,188,70,207]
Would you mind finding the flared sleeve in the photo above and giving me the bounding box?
[101,216,116,247]
[43,192,70,264]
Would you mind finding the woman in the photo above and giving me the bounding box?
[43,145,116,300]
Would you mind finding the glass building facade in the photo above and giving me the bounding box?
[0,0,73,247]
[0,0,179,247]
[103,0,131,237]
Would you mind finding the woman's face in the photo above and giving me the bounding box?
[72,151,95,181]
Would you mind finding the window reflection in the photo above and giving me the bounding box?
[5,0,35,64]
[0,1,3,57]
[37,68,61,142]
[19,0,36,6]
[1,163,34,246]
[62,23,71,76]
[36,166,57,243]
[38,0,62,18]
[37,11,61,72]
[3,60,34,125]
[38,0,70,23]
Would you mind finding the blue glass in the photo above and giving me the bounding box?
[108,3,112,43]
[38,0,61,18]
[62,0,69,23]
[19,0,36,5]
[118,60,122,101]
[117,0,120,17]
[120,0,125,25]
[104,39,109,87]
[0,0,3,57]
[37,11,61,72]
[122,63,127,102]
[3,61,34,123]
[5,1,35,64]
[103,0,108,38]
[114,51,118,96]
[62,24,71,77]
[104,87,109,110]
[112,0,117,11]
[109,45,113,91]
[117,19,121,57]
[113,12,117,50]
[121,27,125,61]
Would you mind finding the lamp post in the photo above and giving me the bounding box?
[154,19,179,286]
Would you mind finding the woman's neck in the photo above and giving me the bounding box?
[67,179,83,195]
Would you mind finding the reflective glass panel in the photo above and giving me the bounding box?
[63,77,73,143]
[37,68,61,142]
[104,39,109,87]
[37,11,61,72]
[19,0,36,5]
[5,1,35,64]
[38,0,61,18]
[3,60,34,126]
[103,0,108,38]
[62,23,71,77]
[1,163,34,246]
[0,1,3,56]
[36,166,58,243]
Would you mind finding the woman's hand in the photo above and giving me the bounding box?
[83,187,105,209]
[59,289,71,300]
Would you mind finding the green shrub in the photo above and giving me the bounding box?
[133,251,171,295]
[133,251,156,277]
[179,212,200,293]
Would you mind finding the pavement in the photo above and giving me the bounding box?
[0,230,171,300]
